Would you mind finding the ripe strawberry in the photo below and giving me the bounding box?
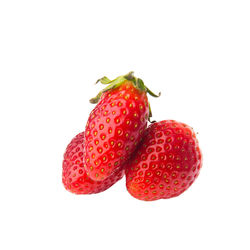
[62,132,124,194]
[126,120,202,201]
[84,72,160,181]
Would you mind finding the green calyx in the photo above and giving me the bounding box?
[89,71,160,120]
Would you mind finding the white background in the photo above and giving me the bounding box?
[0,1,249,249]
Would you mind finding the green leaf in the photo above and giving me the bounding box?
[99,76,111,84]
[89,92,102,104]
[90,76,127,104]
[146,87,161,97]
[137,78,146,91]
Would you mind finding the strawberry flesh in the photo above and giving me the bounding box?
[62,132,124,194]
[84,81,149,181]
[126,120,202,201]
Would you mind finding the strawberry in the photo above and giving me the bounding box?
[84,72,160,181]
[62,132,124,194]
[126,120,202,201]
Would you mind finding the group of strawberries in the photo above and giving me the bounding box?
[62,72,202,201]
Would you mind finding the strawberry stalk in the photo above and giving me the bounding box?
[90,71,160,120]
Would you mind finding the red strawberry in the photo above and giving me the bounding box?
[84,72,160,181]
[126,120,202,201]
[62,132,124,194]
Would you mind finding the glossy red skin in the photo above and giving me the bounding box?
[62,132,124,194]
[126,120,202,201]
[84,81,149,181]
